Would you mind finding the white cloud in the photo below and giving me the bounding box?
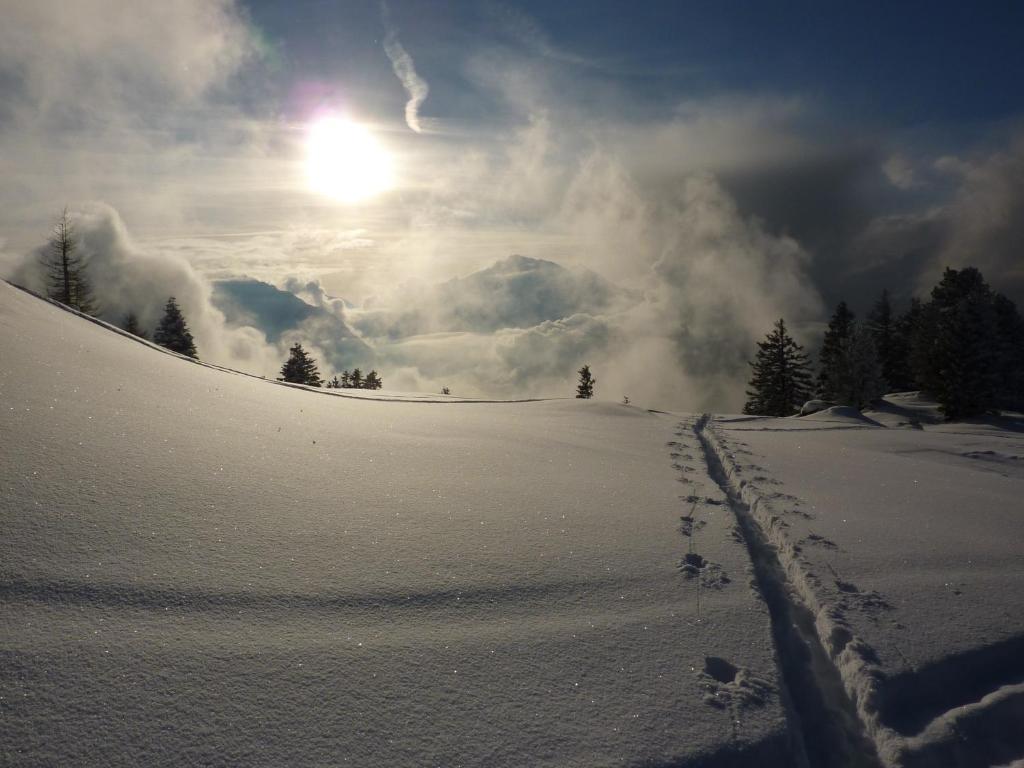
[382,6,430,133]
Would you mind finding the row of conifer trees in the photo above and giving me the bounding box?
[744,266,1024,419]
[41,210,199,358]
[277,343,383,390]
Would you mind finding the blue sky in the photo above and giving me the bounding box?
[1,0,1022,406]
[242,0,1024,129]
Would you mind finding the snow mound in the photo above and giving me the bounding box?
[799,399,833,416]
[865,392,944,429]
[801,405,884,426]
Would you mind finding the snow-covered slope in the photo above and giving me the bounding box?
[710,406,1024,767]
[0,282,792,767]
[5,280,1021,767]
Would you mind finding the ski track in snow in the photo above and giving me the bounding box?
[691,415,881,768]
[700,414,1024,768]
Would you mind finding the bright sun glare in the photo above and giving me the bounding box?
[305,117,394,203]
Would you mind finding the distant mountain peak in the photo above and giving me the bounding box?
[485,254,560,275]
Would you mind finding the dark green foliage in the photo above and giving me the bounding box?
[576,364,595,399]
[910,267,1001,419]
[42,209,97,315]
[278,343,322,386]
[364,370,383,390]
[123,312,147,340]
[330,368,382,389]
[993,294,1024,411]
[823,328,886,409]
[867,290,912,391]
[888,297,920,392]
[744,319,813,416]
[816,301,856,399]
[153,297,197,358]
[325,375,342,389]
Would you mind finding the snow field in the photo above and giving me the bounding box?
[0,281,792,767]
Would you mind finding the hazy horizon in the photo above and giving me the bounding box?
[3,0,1023,409]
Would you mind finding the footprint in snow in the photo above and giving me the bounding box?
[679,553,731,589]
[805,533,839,550]
[834,579,893,612]
[699,656,774,709]
[678,515,706,538]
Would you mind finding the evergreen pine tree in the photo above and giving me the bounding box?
[817,301,856,399]
[992,294,1024,411]
[278,343,322,387]
[153,297,198,358]
[744,319,813,416]
[824,327,886,409]
[866,289,908,391]
[325,375,342,389]
[350,368,363,389]
[886,297,919,392]
[341,371,351,388]
[123,312,147,339]
[576,365,595,399]
[364,370,382,390]
[42,208,97,315]
[912,267,998,419]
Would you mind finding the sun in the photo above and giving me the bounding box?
[305,117,394,203]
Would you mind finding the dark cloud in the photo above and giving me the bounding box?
[931,138,1024,303]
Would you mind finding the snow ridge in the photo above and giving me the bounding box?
[693,415,883,768]
[2,281,544,404]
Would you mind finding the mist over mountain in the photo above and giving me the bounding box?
[214,279,326,341]
[350,254,639,339]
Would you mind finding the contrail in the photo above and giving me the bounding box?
[381,3,429,133]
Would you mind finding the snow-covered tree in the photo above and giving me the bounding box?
[278,343,322,387]
[153,297,197,358]
[576,365,595,399]
[817,301,856,399]
[744,319,813,416]
[42,208,96,315]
